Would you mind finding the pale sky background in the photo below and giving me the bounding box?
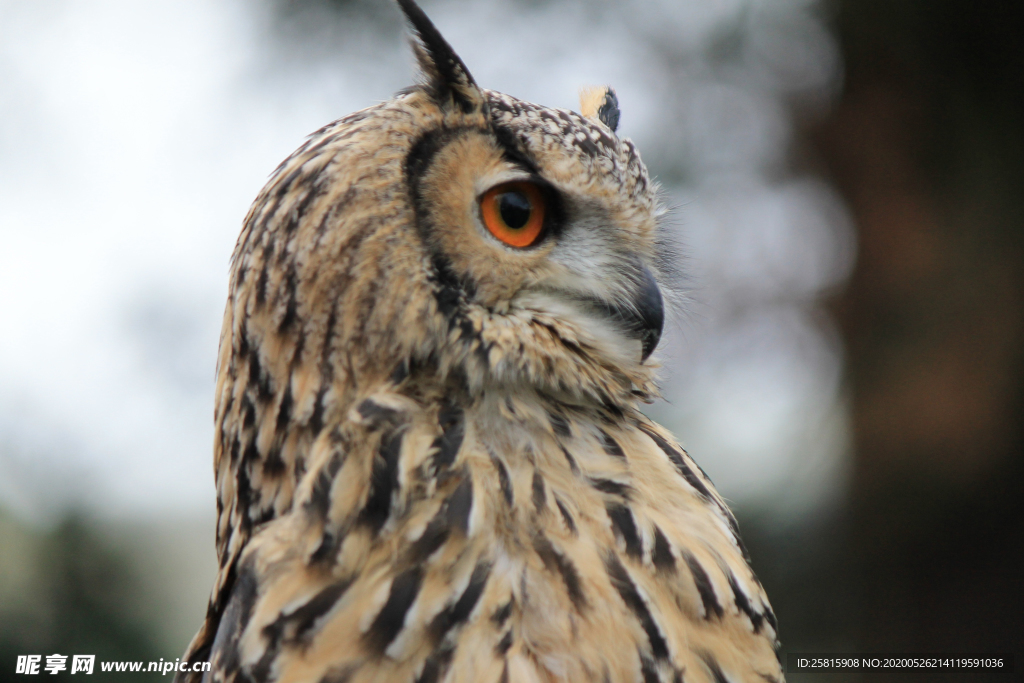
[0,0,854,525]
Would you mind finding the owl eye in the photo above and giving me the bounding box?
[480,181,546,248]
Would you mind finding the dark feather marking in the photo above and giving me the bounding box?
[309,300,337,437]
[652,526,675,572]
[208,556,258,677]
[405,128,481,329]
[490,122,541,175]
[499,661,509,683]
[429,252,477,332]
[555,497,577,535]
[683,552,723,620]
[561,336,590,361]
[252,578,354,680]
[445,476,473,534]
[209,549,236,623]
[607,502,642,559]
[490,453,514,507]
[391,358,411,384]
[491,600,513,626]
[601,398,624,422]
[431,404,464,471]
[283,580,353,642]
[329,426,346,444]
[246,197,280,258]
[723,508,753,561]
[575,134,600,158]
[358,428,403,533]
[533,535,587,610]
[305,451,344,521]
[764,604,779,634]
[727,572,763,633]
[365,567,424,653]
[240,392,256,429]
[277,270,299,333]
[251,506,274,528]
[235,466,254,534]
[318,299,338,371]
[383,430,403,490]
[352,257,386,342]
[406,504,451,564]
[274,164,304,199]
[537,321,590,361]
[678,461,715,503]
[559,446,580,475]
[590,477,631,498]
[255,261,270,307]
[406,128,469,198]
[318,665,358,683]
[356,398,399,428]
[288,325,306,370]
[639,425,712,502]
[605,554,669,660]
[688,448,714,482]
[429,561,490,642]
[495,630,513,655]
[310,384,329,436]
[531,470,546,511]
[309,529,343,565]
[275,384,293,434]
[699,651,730,683]
[284,185,320,236]
[241,439,259,467]
[599,429,625,458]
[235,263,248,288]
[217,529,233,569]
[314,186,359,243]
[248,348,273,403]
[640,655,659,683]
[221,393,235,423]
[548,411,571,438]
[415,646,454,683]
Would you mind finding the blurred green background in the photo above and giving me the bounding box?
[1,0,1021,681]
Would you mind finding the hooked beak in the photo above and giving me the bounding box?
[599,265,664,362]
[631,265,664,361]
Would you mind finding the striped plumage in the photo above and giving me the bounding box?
[179,2,782,682]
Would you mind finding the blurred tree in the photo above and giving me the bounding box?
[0,511,162,682]
[813,0,1024,678]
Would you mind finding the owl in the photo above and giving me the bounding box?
[178,1,782,682]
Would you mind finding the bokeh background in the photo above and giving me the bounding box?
[1,0,1020,680]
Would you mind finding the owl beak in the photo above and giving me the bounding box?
[599,265,664,362]
[632,265,664,362]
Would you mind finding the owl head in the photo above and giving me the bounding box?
[221,0,672,428]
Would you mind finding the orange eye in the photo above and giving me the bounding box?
[480,181,546,248]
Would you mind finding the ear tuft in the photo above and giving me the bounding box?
[579,86,620,132]
[397,0,487,116]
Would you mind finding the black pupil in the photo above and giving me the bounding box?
[497,191,531,230]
